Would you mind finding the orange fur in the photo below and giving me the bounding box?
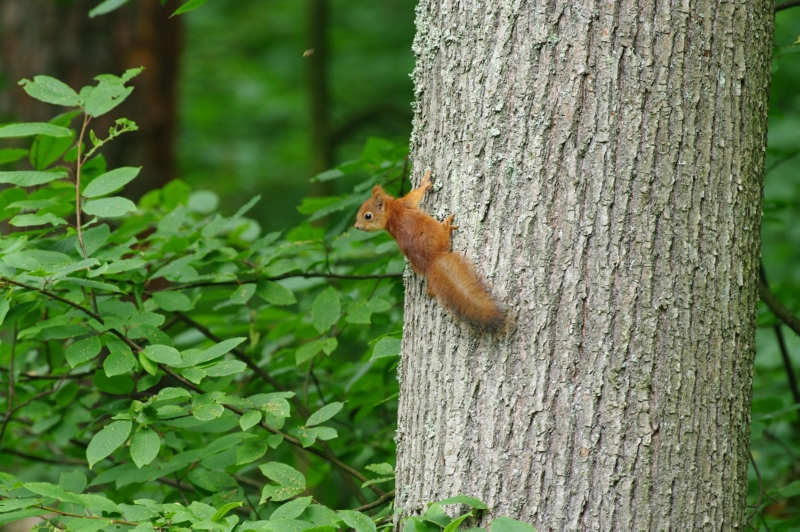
[354,171,504,331]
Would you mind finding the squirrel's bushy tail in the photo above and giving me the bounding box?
[427,253,505,331]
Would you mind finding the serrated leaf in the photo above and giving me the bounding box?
[236,439,268,465]
[339,510,376,532]
[256,280,297,305]
[83,167,141,197]
[65,336,102,367]
[0,123,72,138]
[307,402,343,427]
[371,337,401,360]
[489,517,536,532]
[83,196,137,217]
[87,420,132,469]
[130,428,160,468]
[311,286,340,333]
[142,345,181,365]
[19,76,82,106]
[0,170,67,186]
[89,0,131,17]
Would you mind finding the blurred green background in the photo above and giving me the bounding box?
[2,0,800,527]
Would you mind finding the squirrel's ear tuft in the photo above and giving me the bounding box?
[373,188,385,212]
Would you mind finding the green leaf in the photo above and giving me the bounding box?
[402,517,429,532]
[172,0,210,16]
[0,148,28,165]
[0,170,67,186]
[89,0,131,17]
[104,336,136,377]
[0,509,51,526]
[130,428,160,468]
[152,291,193,311]
[347,301,373,324]
[192,337,246,365]
[65,336,102,367]
[0,300,8,326]
[59,471,88,494]
[782,480,800,498]
[311,286,341,333]
[86,420,132,469]
[19,76,82,106]
[256,280,297,305]
[204,360,248,377]
[338,510,376,532]
[365,463,394,475]
[489,517,536,532]
[307,402,344,426]
[296,339,325,365]
[30,133,73,170]
[9,213,66,227]
[444,514,473,532]
[236,439,268,465]
[82,224,111,256]
[240,411,262,431]
[230,283,256,304]
[211,502,243,522]
[0,498,45,513]
[0,123,72,138]
[142,345,181,365]
[259,462,306,503]
[371,337,402,360]
[271,497,313,521]
[193,403,224,421]
[436,495,488,510]
[85,81,134,117]
[187,468,237,491]
[83,196,137,217]
[83,167,141,197]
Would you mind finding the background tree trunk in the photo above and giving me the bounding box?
[395,0,772,529]
[0,0,180,199]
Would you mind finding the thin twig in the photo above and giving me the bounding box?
[747,452,763,522]
[158,364,385,497]
[171,311,308,415]
[760,266,800,407]
[759,281,800,338]
[353,490,395,513]
[170,271,403,291]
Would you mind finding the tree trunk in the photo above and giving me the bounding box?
[0,0,180,200]
[395,0,772,529]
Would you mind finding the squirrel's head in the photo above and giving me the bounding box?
[354,185,389,232]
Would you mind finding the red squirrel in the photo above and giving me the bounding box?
[354,170,504,331]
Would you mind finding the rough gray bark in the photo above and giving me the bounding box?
[395,0,772,529]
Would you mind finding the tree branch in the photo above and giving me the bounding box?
[759,281,800,338]
[760,267,800,406]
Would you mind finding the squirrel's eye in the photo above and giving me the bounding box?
[365,213,372,220]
